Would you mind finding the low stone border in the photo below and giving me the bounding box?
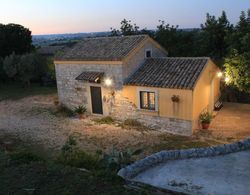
[118,138,250,179]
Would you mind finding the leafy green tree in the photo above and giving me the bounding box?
[3,53,20,80]
[18,53,36,86]
[224,50,250,93]
[155,20,178,56]
[0,23,33,58]
[110,19,141,36]
[200,11,232,61]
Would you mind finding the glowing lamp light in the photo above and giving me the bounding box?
[225,77,230,83]
[104,78,113,87]
[217,71,223,78]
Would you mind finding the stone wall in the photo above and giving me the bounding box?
[118,138,250,180]
[55,63,123,111]
[110,92,192,135]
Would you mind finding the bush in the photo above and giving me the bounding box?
[101,147,140,171]
[57,136,100,169]
[93,116,114,124]
[10,150,44,164]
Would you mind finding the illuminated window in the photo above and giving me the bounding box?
[140,91,155,110]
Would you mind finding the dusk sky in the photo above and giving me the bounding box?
[0,0,249,35]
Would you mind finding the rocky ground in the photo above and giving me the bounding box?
[0,94,239,159]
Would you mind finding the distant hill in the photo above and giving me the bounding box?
[32,32,111,46]
[33,28,200,47]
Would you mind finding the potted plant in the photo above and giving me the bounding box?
[199,111,212,129]
[171,95,180,103]
[74,105,87,119]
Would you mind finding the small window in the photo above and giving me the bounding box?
[145,49,152,58]
[140,91,155,110]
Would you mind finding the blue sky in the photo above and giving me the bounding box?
[0,0,249,35]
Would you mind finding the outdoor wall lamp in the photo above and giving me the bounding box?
[104,78,113,87]
[217,71,223,78]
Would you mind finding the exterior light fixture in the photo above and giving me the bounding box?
[225,77,230,83]
[217,71,223,78]
[104,78,112,87]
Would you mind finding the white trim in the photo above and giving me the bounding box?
[137,87,158,111]
[145,49,152,58]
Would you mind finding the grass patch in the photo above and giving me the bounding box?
[50,105,75,117]
[0,83,56,101]
[93,116,115,124]
[151,134,212,152]
[0,135,149,194]
[122,119,150,131]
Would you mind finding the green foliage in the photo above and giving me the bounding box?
[74,105,87,115]
[9,150,44,164]
[57,136,100,169]
[200,11,232,61]
[93,116,114,124]
[200,111,213,123]
[101,147,139,171]
[155,20,179,55]
[3,53,20,79]
[0,23,33,58]
[110,19,140,36]
[2,52,51,86]
[224,50,250,93]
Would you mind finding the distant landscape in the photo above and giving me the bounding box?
[32,31,111,46]
[32,28,199,46]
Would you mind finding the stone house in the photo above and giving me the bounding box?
[54,35,221,135]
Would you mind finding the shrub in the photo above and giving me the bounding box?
[10,150,43,164]
[57,136,100,169]
[101,147,142,171]
[200,111,213,123]
[93,116,114,124]
[74,105,87,115]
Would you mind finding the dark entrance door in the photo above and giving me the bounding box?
[90,86,103,114]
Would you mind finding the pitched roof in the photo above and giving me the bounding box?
[55,35,149,61]
[75,71,104,83]
[124,57,210,90]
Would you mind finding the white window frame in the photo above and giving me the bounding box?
[137,88,158,111]
[145,49,152,58]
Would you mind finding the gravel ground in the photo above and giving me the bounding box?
[0,95,224,158]
[0,95,172,157]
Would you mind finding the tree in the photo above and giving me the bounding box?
[224,50,250,93]
[155,20,178,56]
[3,52,49,86]
[0,23,33,58]
[3,53,20,80]
[110,19,141,36]
[200,11,232,61]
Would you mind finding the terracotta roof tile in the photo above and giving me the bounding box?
[55,35,148,61]
[124,57,209,90]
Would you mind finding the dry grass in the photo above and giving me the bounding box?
[0,93,235,160]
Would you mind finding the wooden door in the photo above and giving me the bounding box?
[90,86,103,114]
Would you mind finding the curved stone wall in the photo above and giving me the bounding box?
[118,138,250,179]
